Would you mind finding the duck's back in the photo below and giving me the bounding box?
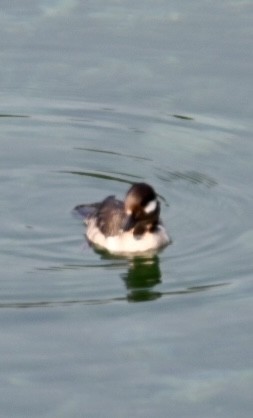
[91,196,126,236]
[75,196,126,236]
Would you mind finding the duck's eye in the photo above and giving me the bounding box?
[143,199,157,214]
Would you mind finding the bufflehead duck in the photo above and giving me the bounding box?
[74,183,170,254]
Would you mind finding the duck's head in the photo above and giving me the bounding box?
[123,183,160,235]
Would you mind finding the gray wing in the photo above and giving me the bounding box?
[94,196,126,236]
[73,196,126,236]
[73,202,100,220]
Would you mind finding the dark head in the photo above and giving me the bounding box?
[123,183,161,235]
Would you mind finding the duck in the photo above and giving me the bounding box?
[74,182,170,254]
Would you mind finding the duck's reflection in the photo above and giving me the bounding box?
[96,248,162,302]
[121,255,162,302]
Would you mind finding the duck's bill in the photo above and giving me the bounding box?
[122,215,135,231]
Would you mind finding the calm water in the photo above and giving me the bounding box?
[1,1,253,417]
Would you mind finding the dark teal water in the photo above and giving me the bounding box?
[1,1,253,417]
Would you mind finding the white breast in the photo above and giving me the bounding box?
[86,219,170,254]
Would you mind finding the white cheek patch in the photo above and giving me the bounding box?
[144,199,157,214]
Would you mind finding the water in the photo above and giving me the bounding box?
[1,1,253,417]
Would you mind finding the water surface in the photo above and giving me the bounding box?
[1,1,253,417]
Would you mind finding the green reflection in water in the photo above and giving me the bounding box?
[172,114,194,121]
[59,169,132,185]
[158,170,217,188]
[121,256,162,303]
